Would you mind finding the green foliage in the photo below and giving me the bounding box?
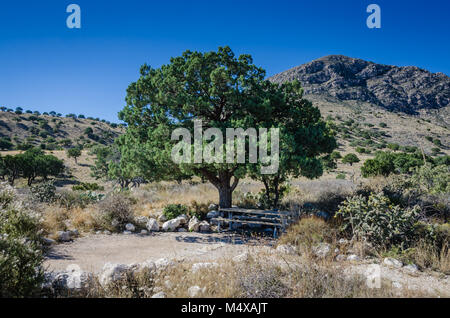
[72,182,104,191]
[336,193,420,248]
[163,204,190,220]
[336,173,346,180]
[342,153,360,166]
[379,122,387,128]
[410,164,449,194]
[66,147,82,163]
[330,151,342,160]
[118,46,336,208]
[361,151,425,177]
[30,181,57,203]
[0,183,44,297]
[0,138,13,150]
[387,143,400,151]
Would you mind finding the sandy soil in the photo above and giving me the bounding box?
[44,232,272,273]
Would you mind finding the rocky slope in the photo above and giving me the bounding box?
[269,55,450,115]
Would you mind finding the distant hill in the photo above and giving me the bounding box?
[269,55,450,125]
[0,111,124,150]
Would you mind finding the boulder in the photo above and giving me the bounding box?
[43,237,56,246]
[404,264,419,273]
[206,210,220,219]
[125,223,136,232]
[162,218,181,231]
[103,230,112,235]
[188,285,205,298]
[158,214,167,222]
[99,263,130,286]
[188,216,201,232]
[69,229,79,237]
[64,264,93,290]
[123,230,132,235]
[146,218,160,232]
[199,221,210,232]
[134,216,149,227]
[151,291,166,298]
[56,231,71,242]
[208,204,218,211]
[176,214,189,225]
[140,229,148,235]
[383,257,403,268]
[312,243,331,258]
[276,244,296,255]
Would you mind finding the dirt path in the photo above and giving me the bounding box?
[44,232,271,273]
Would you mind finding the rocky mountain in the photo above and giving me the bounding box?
[269,55,450,115]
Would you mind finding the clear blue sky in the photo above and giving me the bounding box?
[0,0,449,122]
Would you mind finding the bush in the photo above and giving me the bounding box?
[57,190,102,209]
[336,173,346,180]
[30,181,57,203]
[342,153,360,166]
[0,183,44,297]
[163,204,190,220]
[336,193,420,248]
[410,164,449,194]
[72,182,104,191]
[96,193,135,231]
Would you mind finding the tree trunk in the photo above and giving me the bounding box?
[218,183,233,208]
[200,170,239,208]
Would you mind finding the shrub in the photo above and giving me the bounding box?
[342,153,360,166]
[387,143,400,151]
[379,122,387,128]
[30,181,57,203]
[96,193,135,231]
[72,182,104,191]
[410,164,449,194]
[336,193,420,248]
[0,183,44,297]
[163,204,190,220]
[336,173,346,180]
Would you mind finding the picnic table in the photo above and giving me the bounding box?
[212,207,294,238]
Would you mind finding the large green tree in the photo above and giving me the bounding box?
[118,47,335,207]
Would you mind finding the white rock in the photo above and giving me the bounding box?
[208,204,218,211]
[96,231,102,235]
[56,231,71,242]
[188,216,201,232]
[347,254,360,261]
[336,254,346,262]
[140,229,148,235]
[383,257,403,268]
[65,264,92,289]
[404,264,419,273]
[99,263,130,286]
[338,238,349,245]
[103,230,111,235]
[176,214,189,225]
[146,218,160,232]
[162,218,181,231]
[151,291,166,298]
[276,244,296,255]
[155,258,175,269]
[125,223,136,232]
[191,262,219,273]
[43,237,56,245]
[233,252,250,262]
[134,216,149,226]
[188,285,205,297]
[158,214,167,222]
[123,230,132,235]
[199,221,210,232]
[392,281,403,289]
[111,219,119,228]
[206,211,220,219]
[313,243,331,258]
[139,260,156,271]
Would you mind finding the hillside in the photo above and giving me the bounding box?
[0,111,124,150]
[269,55,450,126]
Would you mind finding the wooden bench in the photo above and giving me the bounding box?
[212,207,294,238]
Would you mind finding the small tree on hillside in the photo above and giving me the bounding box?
[342,153,360,166]
[67,147,82,164]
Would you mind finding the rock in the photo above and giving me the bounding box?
[199,221,210,232]
[188,286,205,298]
[392,281,403,289]
[158,214,167,222]
[146,218,160,232]
[111,219,119,229]
[69,229,79,237]
[383,257,403,268]
[188,216,201,232]
[103,230,111,235]
[155,258,175,269]
[123,230,132,235]
[208,204,218,211]
[191,262,219,273]
[336,254,346,262]
[96,231,102,235]
[56,231,71,242]
[99,263,130,286]
[162,218,181,231]
[139,260,156,271]
[176,214,189,225]
[64,264,93,290]
[276,244,296,255]
[178,228,187,232]
[338,238,349,245]
[43,237,56,246]
[206,210,220,219]
[233,252,250,262]
[404,264,419,273]
[347,254,360,261]
[125,223,135,232]
[313,243,331,258]
[135,216,149,226]
[140,229,148,235]
[151,291,166,298]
